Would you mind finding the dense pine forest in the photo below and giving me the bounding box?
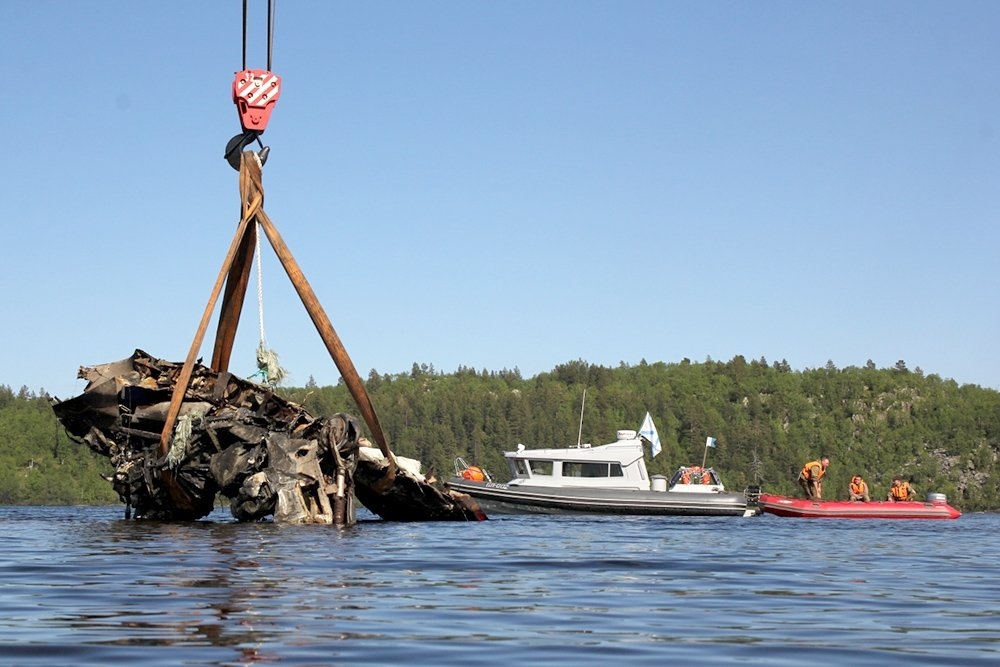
[3,356,999,511]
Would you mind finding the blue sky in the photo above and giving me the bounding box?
[3,1,998,400]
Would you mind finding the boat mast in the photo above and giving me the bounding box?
[576,388,587,447]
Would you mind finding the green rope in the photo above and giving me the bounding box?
[254,341,287,386]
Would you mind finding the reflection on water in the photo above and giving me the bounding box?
[1,506,998,666]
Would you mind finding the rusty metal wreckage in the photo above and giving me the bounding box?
[49,2,486,525]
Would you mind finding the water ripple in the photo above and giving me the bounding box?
[0,508,998,665]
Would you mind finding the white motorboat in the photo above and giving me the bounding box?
[447,428,760,517]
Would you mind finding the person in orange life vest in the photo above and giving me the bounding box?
[888,476,916,501]
[848,475,870,502]
[797,456,829,499]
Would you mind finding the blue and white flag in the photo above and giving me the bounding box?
[639,412,662,458]
[706,436,717,448]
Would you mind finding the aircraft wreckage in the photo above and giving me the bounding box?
[50,153,486,525]
[52,350,486,524]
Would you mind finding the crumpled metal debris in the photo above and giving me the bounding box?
[51,350,486,524]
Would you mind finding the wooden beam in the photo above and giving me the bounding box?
[158,183,261,456]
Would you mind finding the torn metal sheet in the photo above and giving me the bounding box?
[354,446,487,521]
[51,350,486,524]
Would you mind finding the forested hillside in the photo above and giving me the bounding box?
[3,356,999,510]
[0,385,117,504]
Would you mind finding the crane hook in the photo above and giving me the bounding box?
[224,131,270,171]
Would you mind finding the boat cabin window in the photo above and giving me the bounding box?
[527,460,553,476]
[513,459,531,476]
[562,461,625,478]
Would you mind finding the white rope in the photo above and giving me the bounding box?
[253,222,287,386]
[255,222,267,345]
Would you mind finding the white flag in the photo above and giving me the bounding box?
[706,436,717,448]
[639,412,662,457]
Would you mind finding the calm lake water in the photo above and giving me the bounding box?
[1,505,997,666]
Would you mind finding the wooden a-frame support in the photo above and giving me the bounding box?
[157,152,396,503]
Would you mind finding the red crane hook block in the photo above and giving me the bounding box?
[232,69,281,133]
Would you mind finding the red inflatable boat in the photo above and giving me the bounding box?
[757,492,961,520]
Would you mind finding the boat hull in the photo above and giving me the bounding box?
[447,478,759,517]
[757,493,960,520]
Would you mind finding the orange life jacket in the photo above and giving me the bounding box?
[801,460,826,481]
[681,466,702,484]
[890,483,912,501]
[850,479,867,495]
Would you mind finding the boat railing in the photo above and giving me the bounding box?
[669,466,720,486]
[453,457,494,483]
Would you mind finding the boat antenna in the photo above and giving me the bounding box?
[750,446,764,484]
[576,388,587,447]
